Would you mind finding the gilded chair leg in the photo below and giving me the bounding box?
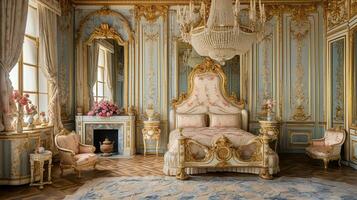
[323,159,329,169]
[176,167,188,180]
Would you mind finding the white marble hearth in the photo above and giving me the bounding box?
[75,115,135,156]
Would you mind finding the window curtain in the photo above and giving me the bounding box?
[0,0,28,132]
[88,42,100,108]
[38,4,63,134]
[105,52,114,101]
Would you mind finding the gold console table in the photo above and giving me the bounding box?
[142,121,161,156]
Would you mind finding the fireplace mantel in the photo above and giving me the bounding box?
[75,115,135,156]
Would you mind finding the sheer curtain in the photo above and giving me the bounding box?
[0,0,28,132]
[38,4,63,134]
[105,52,114,101]
[87,42,100,108]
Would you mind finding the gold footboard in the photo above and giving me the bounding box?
[176,129,273,180]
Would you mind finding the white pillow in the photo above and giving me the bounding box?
[209,113,241,128]
[176,114,207,128]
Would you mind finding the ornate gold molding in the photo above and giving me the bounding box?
[76,7,134,42]
[171,58,245,109]
[134,5,168,23]
[325,0,348,29]
[85,23,126,45]
[352,0,357,17]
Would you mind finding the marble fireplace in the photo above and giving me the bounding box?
[75,115,135,156]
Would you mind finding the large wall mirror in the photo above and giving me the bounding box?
[85,23,128,108]
[177,41,241,98]
[329,37,345,128]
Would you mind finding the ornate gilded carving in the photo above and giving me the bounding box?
[134,5,168,23]
[290,8,312,121]
[76,7,133,42]
[325,0,348,29]
[352,0,357,17]
[85,23,126,45]
[172,58,245,109]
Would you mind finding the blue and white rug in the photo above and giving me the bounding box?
[65,176,357,200]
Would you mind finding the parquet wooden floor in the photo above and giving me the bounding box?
[0,154,356,200]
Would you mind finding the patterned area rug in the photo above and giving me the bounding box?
[65,176,357,200]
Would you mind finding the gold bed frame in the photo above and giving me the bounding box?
[171,58,273,180]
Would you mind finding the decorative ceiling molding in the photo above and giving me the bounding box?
[134,5,168,22]
[76,7,134,42]
[324,0,348,29]
[71,0,323,6]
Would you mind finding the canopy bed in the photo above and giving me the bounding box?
[163,58,279,180]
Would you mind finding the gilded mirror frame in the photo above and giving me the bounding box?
[85,23,129,109]
[326,34,347,129]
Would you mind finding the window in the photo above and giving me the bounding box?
[9,3,49,116]
[93,45,112,102]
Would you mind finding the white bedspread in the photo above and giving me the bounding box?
[163,127,280,176]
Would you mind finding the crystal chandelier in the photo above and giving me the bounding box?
[177,0,266,64]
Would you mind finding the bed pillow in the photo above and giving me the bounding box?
[209,113,241,128]
[176,114,207,128]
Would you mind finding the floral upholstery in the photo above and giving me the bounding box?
[170,73,248,131]
[305,128,346,169]
[74,153,98,166]
[176,114,207,128]
[209,113,241,128]
[55,129,97,177]
[56,133,80,154]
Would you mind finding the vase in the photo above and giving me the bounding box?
[99,138,114,156]
[267,111,274,121]
[25,114,35,129]
[146,106,155,121]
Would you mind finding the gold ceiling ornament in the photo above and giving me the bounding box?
[325,0,348,29]
[85,23,126,45]
[134,5,169,23]
[76,6,134,42]
[171,58,245,109]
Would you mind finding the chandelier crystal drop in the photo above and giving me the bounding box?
[177,0,266,64]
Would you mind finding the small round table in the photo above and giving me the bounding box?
[142,120,161,156]
[30,150,52,189]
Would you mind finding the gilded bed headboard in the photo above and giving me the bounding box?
[170,58,248,131]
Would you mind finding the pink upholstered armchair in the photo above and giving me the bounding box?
[306,128,346,169]
[55,129,98,177]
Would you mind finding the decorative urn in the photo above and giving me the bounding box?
[99,138,114,156]
[145,104,155,121]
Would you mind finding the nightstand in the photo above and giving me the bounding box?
[259,121,280,152]
[142,121,161,156]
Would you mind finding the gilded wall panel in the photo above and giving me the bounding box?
[58,2,75,123]
[135,6,169,154]
[252,19,276,121]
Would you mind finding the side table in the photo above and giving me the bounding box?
[142,121,161,156]
[259,121,280,152]
[30,150,52,189]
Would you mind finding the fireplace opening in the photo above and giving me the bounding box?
[93,129,120,155]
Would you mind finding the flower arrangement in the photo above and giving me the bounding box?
[12,90,30,106]
[263,98,276,114]
[25,103,38,116]
[88,100,121,117]
[262,98,276,121]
